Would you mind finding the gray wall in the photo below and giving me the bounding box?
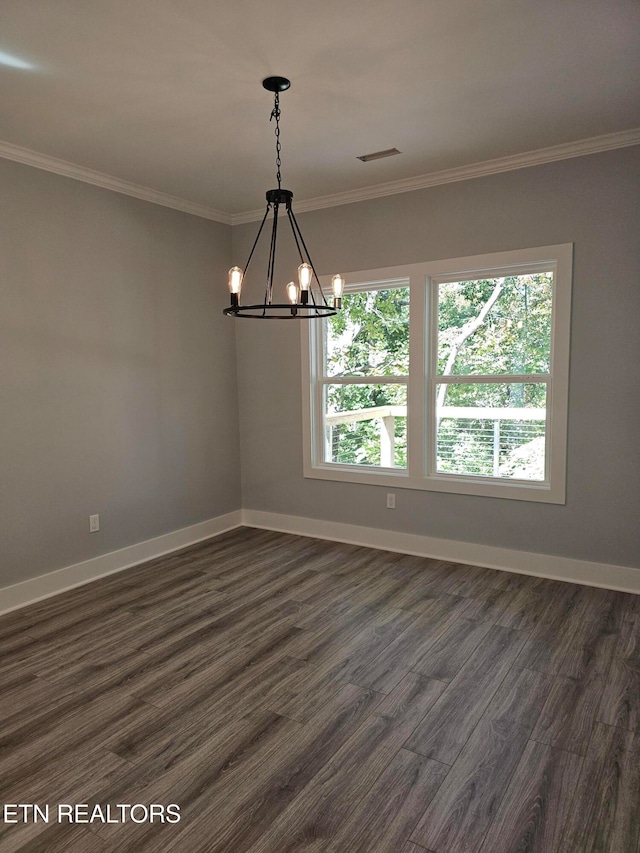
[2,147,638,591]
[233,147,640,568]
[0,159,241,587]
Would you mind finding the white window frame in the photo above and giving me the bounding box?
[302,244,572,504]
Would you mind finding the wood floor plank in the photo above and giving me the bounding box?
[290,597,359,631]
[380,575,460,615]
[0,689,167,796]
[404,589,472,619]
[22,565,209,640]
[0,610,136,676]
[410,667,552,853]
[496,585,552,631]
[404,625,528,764]
[138,623,303,710]
[289,572,354,611]
[0,673,80,729]
[285,601,384,664]
[575,586,628,629]
[347,573,417,610]
[438,563,497,599]
[597,618,640,733]
[514,584,585,674]
[478,740,583,853]
[6,824,107,852]
[409,592,471,619]
[156,683,384,853]
[99,656,307,769]
[411,617,493,681]
[485,569,541,593]
[560,722,640,853]
[0,607,37,641]
[249,674,445,853]
[0,747,131,851]
[532,612,619,754]
[91,710,298,848]
[33,641,157,692]
[622,591,640,623]
[325,748,449,853]
[124,625,299,713]
[130,588,303,658]
[461,587,516,624]
[349,609,461,694]
[268,608,416,722]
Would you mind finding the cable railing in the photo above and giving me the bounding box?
[326,405,546,476]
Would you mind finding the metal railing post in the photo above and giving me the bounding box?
[493,419,501,476]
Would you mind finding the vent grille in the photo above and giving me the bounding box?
[357,148,401,162]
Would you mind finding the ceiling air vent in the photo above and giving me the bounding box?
[356,147,402,162]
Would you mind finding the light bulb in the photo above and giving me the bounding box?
[298,263,313,290]
[228,266,243,294]
[286,281,299,304]
[298,263,312,304]
[331,274,345,308]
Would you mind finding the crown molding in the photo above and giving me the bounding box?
[2,128,638,226]
[0,139,232,224]
[230,128,640,224]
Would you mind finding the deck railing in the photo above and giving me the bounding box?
[326,405,545,471]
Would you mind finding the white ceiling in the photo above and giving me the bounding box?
[1,0,638,216]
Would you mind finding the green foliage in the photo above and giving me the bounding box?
[438,273,552,381]
[437,381,546,409]
[327,287,409,377]
[325,274,552,477]
[437,418,545,478]
[328,383,407,467]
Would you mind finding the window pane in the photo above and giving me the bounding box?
[436,382,546,480]
[325,285,409,377]
[437,273,553,375]
[325,384,407,468]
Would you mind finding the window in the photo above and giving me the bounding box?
[302,245,572,503]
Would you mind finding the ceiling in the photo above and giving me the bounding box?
[1,0,638,217]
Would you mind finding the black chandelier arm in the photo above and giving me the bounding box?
[242,203,271,280]
[285,206,305,265]
[265,202,280,308]
[287,206,331,306]
[285,207,317,307]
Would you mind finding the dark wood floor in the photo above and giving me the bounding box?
[1,527,639,852]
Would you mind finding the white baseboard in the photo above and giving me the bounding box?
[2,507,637,616]
[0,511,243,615]
[242,510,640,594]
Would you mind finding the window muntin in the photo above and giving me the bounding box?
[304,246,571,504]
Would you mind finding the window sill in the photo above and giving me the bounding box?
[304,463,565,504]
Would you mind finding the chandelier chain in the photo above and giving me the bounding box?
[270,92,282,189]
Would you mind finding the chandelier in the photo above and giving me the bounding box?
[224,77,344,319]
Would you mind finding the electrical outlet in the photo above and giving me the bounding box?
[89,514,100,532]
[386,493,396,509]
